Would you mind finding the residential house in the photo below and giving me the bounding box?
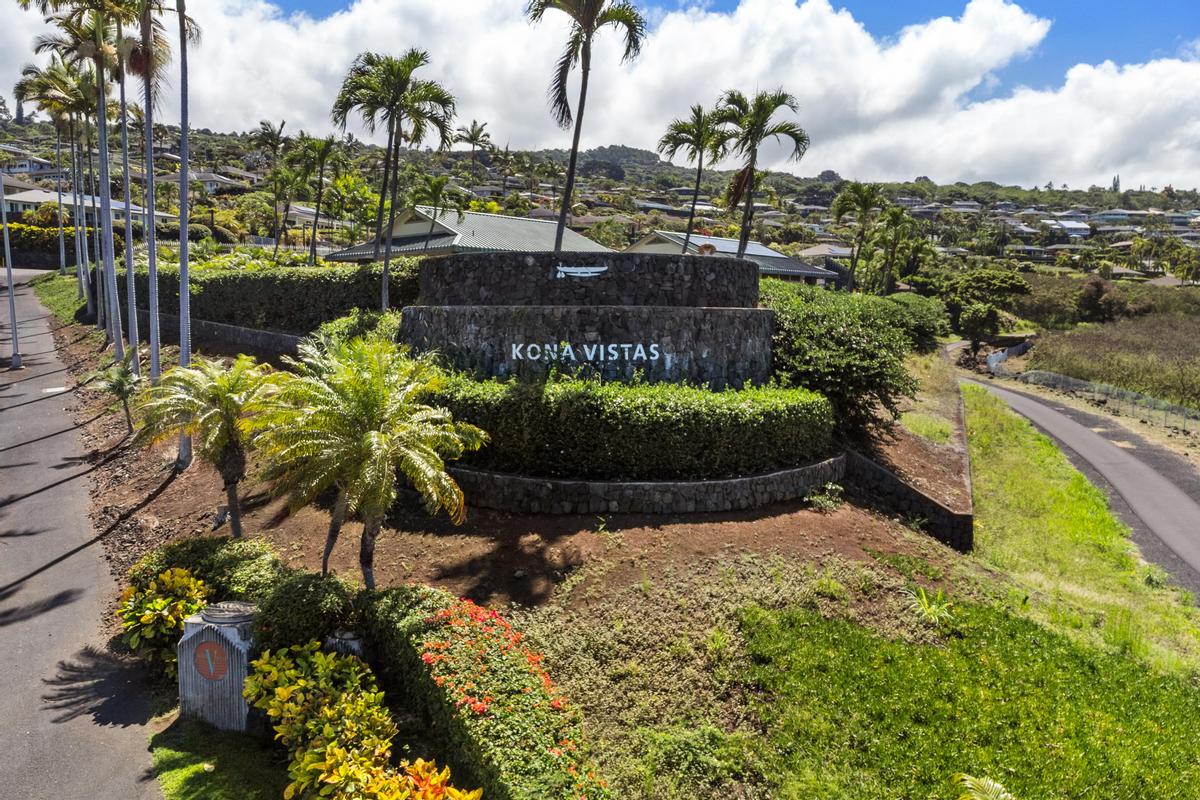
[625,230,839,286]
[797,243,853,259]
[326,205,611,262]
[0,143,67,179]
[157,171,247,194]
[2,187,174,225]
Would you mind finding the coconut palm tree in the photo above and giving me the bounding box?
[128,0,191,383]
[175,0,194,467]
[331,50,454,310]
[136,355,277,537]
[877,205,915,295]
[492,144,515,199]
[251,118,287,173]
[831,181,886,291]
[264,165,303,260]
[657,104,726,254]
[259,338,486,587]
[289,133,346,264]
[410,173,466,251]
[526,0,646,252]
[36,6,132,360]
[454,119,490,182]
[713,88,809,259]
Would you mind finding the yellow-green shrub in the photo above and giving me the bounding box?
[244,642,480,800]
[117,567,210,675]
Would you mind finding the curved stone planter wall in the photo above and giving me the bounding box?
[419,251,759,308]
[449,455,845,515]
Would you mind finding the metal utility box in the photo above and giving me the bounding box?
[177,601,257,732]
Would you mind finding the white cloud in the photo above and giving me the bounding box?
[3,0,1200,189]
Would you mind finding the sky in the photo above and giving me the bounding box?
[3,0,1199,188]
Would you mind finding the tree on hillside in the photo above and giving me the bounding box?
[409,173,466,251]
[259,338,486,587]
[288,133,348,264]
[876,205,916,295]
[331,49,454,310]
[454,119,490,182]
[831,181,886,291]
[657,103,726,254]
[526,0,646,252]
[137,356,278,537]
[714,88,809,259]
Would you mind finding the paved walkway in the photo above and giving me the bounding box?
[0,269,159,800]
[970,379,1200,594]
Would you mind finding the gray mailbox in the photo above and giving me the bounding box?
[177,601,257,732]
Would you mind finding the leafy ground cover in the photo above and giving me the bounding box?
[1029,314,1200,409]
[150,717,287,800]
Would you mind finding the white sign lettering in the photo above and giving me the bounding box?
[510,341,663,363]
[555,264,608,279]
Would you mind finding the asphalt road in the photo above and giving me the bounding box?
[972,379,1200,593]
[0,268,159,800]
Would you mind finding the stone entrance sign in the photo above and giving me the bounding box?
[398,252,773,388]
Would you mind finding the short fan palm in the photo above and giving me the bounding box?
[136,355,278,537]
[260,338,487,588]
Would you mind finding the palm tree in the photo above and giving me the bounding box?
[831,181,886,291]
[1,170,20,370]
[713,88,809,259]
[657,104,726,254]
[136,355,277,537]
[289,134,346,264]
[128,0,192,383]
[98,353,141,432]
[264,165,303,260]
[410,173,466,251]
[492,144,514,199]
[454,119,490,182]
[526,0,646,252]
[877,205,915,295]
[260,338,486,586]
[251,118,287,173]
[175,0,194,467]
[331,50,453,310]
[37,6,131,361]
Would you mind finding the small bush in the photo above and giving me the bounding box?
[244,642,481,800]
[805,482,844,513]
[118,567,210,675]
[316,307,405,344]
[883,293,949,351]
[128,536,286,602]
[433,373,834,480]
[211,224,239,244]
[253,571,358,652]
[155,221,212,242]
[761,279,917,431]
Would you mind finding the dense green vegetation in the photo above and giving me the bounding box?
[1013,273,1200,329]
[761,279,918,431]
[742,602,1200,799]
[1028,315,1200,409]
[964,385,1200,669]
[435,373,833,480]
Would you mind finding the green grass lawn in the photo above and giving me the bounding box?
[900,410,953,444]
[29,272,98,330]
[963,384,1200,671]
[742,602,1200,799]
[150,717,287,800]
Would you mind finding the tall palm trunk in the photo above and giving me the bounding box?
[86,128,104,332]
[72,121,92,310]
[554,42,590,253]
[95,55,126,362]
[736,154,757,259]
[380,113,404,310]
[321,489,348,575]
[1,173,21,370]
[143,6,161,382]
[683,152,703,254]
[359,515,382,589]
[371,117,395,262]
[54,131,67,276]
[176,0,193,469]
[308,158,326,266]
[224,482,243,537]
[118,48,139,374]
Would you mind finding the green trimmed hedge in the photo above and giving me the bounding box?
[3,222,119,268]
[432,374,834,480]
[360,587,608,799]
[124,259,420,333]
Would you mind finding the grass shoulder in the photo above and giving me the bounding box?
[149,716,287,800]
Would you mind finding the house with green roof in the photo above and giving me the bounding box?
[326,205,611,262]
